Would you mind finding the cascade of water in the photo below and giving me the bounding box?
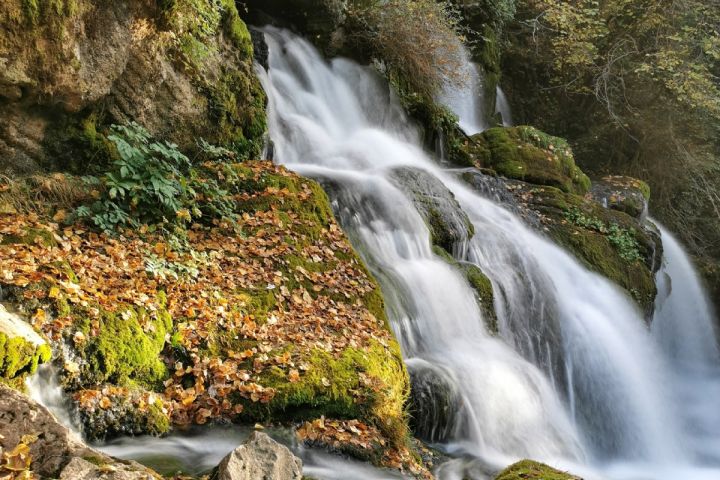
[259,27,720,479]
[650,223,720,465]
[437,45,488,135]
[494,87,513,127]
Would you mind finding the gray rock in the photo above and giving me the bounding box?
[59,457,154,480]
[216,432,302,480]
[391,166,474,253]
[0,384,155,479]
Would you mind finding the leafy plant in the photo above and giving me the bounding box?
[74,122,257,236]
[564,207,642,262]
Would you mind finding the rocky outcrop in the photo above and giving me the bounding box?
[391,166,475,253]
[215,431,302,480]
[0,0,265,174]
[0,384,155,479]
[459,129,662,316]
[0,305,51,388]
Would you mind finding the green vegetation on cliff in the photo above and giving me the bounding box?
[495,460,580,480]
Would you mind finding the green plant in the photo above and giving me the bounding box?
[75,123,193,232]
[564,207,642,262]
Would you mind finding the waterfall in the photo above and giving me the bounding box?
[494,87,513,127]
[437,45,488,135]
[259,27,720,479]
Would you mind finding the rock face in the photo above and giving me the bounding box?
[0,0,265,174]
[216,432,303,480]
[0,384,154,478]
[391,166,475,253]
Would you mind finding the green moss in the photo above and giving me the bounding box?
[1,227,57,247]
[462,264,497,334]
[466,126,591,194]
[525,186,657,313]
[0,332,50,386]
[495,460,579,480]
[255,339,409,445]
[77,302,171,389]
[219,0,253,57]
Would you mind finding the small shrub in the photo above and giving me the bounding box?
[74,123,244,234]
[348,0,466,98]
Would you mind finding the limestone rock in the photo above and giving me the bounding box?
[59,457,154,480]
[216,432,302,480]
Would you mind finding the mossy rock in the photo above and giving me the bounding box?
[0,306,51,388]
[70,300,172,390]
[515,184,659,315]
[495,460,582,480]
[251,339,409,445]
[589,175,650,220]
[464,126,591,195]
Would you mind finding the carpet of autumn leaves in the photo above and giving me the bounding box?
[0,161,426,475]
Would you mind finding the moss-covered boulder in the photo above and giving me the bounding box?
[391,167,475,253]
[495,460,582,480]
[0,162,410,462]
[0,0,265,174]
[0,305,51,388]
[493,181,660,315]
[589,175,650,220]
[464,126,591,195]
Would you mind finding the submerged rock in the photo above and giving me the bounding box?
[391,166,475,253]
[216,431,302,480]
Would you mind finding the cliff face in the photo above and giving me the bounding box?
[0,0,265,174]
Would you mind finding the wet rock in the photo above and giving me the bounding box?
[407,360,462,444]
[0,384,153,478]
[590,175,650,220]
[391,166,474,253]
[215,431,303,480]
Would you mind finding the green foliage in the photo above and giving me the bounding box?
[74,123,257,234]
[564,208,642,262]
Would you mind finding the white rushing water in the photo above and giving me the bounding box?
[494,86,513,127]
[437,46,488,135]
[258,27,720,479]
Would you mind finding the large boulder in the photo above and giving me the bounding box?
[589,175,650,220]
[215,431,302,480]
[391,166,475,253]
[59,457,154,480]
[464,126,591,195]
